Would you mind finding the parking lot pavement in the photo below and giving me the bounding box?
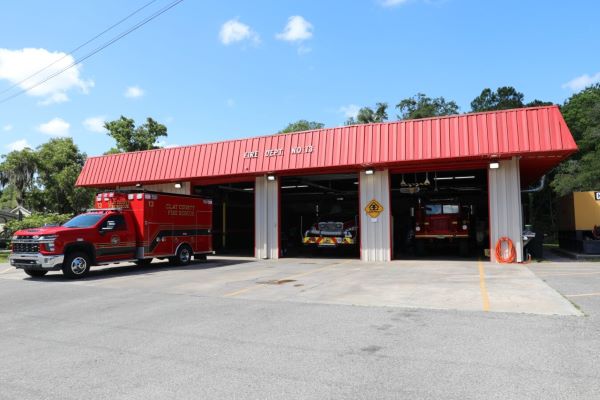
[0,256,580,316]
[1,256,600,400]
[528,252,600,317]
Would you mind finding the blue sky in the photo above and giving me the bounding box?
[0,0,598,156]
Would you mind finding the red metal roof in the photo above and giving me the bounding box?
[76,106,577,187]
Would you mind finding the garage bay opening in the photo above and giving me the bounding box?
[193,182,255,256]
[279,173,359,258]
[391,169,489,259]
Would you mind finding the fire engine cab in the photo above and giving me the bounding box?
[9,191,212,279]
[414,198,471,256]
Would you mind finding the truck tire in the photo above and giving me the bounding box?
[459,239,469,257]
[62,251,91,279]
[135,258,153,267]
[415,240,426,256]
[24,269,48,278]
[171,245,192,266]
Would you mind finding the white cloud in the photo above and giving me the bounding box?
[562,72,600,92]
[379,0,410,6]
[2,124,12,132]
[276,16,313,42]
[6,139,30,151]
[0,48,93,104]
[83,116,107,133]
[38,92,69,106]
[154,140,179,148]
[219,18,260,45]
[124,85,144,98]
[339,104,361,120]
[38,117,70,136]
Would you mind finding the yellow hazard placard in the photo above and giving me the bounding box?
[365,199,384,218]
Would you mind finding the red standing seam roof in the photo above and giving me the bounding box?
[76,106,577,188]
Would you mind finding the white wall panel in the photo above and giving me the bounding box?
[359,170,392,262]
[255,176,279,259]
[488,157,523,263]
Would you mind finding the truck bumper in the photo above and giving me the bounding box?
[9,253,64,271]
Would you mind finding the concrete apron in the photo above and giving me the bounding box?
[217,258,582,316]
[0,257,581,316]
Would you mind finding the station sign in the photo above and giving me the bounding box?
[243,145,314,159]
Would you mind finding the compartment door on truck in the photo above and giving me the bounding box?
[96,214,137,262]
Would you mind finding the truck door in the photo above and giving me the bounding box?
[96,214,136,262]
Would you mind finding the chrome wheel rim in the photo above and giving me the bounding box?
[180,249,190,263]
[71,257,87,274]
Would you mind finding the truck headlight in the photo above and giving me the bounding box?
[45,242,56,252]
[415,226,421,232]
[462,225,468,230]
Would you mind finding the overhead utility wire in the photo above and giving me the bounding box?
[0,0,159,97]
[0,0,184,105]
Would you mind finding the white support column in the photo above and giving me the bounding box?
[488,157,524,263]
[255,176,279,259]
[359,169,392,262]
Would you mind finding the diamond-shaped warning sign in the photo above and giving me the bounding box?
[365,199,384,218]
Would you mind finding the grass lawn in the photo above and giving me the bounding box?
[0,252,9,264]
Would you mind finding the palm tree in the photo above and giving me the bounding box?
[0,149,37,208]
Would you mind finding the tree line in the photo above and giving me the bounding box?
[0,117,168,215]
[1,85,599,238]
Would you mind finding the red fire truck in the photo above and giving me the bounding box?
[414,199,471,256]
[9,191,212,278]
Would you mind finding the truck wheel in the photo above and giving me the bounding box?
[135,258,153,267]
[415,240,426,256]
[459,240,469,257]
[24,269,48,278]
[62,252,91,279]
[171,245,192,266]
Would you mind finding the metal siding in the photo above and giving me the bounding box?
[77,106,576,187]
[360,169,391,262]
[254,176,279,259]
[488,157,523,263]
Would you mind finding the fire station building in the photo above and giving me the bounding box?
[76,106,577,263]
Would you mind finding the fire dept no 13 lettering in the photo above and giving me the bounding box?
[243,145,314,159]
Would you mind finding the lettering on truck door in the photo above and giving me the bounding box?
[96,214,136,262]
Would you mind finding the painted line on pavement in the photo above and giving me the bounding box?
[224,260,350,298]
[565,292,600,298]
[0,267,14,274]
[477,259,490,312]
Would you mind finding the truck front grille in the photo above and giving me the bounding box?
[12,242,40,253]
[318,222,343,232]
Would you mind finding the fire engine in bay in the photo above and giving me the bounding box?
[413,198,471,256]
[9,191,213,279]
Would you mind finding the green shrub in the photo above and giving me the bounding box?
[5,213,72,237]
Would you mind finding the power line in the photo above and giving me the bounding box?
[0,0,184,105]
[0,0,159,97]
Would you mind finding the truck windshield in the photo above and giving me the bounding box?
[425,205,442,215]
[424,204,460,215]
[442,205,459,214]
[63,214,104,228]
